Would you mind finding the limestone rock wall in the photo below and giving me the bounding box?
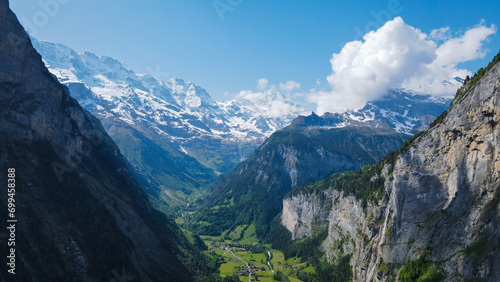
[281,63,500,281]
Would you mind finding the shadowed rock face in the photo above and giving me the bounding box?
[0,1,195,281]
[282,60,500,280]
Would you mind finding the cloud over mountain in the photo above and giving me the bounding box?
[234,79,307,118]
[309,17,496,114]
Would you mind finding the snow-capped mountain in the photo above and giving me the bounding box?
[403,75,465,96]
[31,37,308,207]
[31,37,307,154]
[31,37,453,209]
[219,89,308,140]
[292,89,452,134]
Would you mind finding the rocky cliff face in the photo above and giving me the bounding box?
[281,191,332,240]
[0,1,206,280]
[282,59,500,281]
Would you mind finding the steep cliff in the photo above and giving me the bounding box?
[0,1,213,281]
[282,53,500,281]
[282,190,333,240]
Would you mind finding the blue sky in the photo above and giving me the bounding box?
[10,0,500,107]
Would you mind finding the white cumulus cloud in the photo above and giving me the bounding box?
[279,80,301,92]
[429,27,451,41]
[257,78,269,90]
[309,17,496,115]
[403,21,496,96]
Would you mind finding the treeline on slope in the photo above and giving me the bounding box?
[428,50,500,132]
[455,49,500,103]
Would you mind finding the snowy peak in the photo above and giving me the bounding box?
[292,89,452,134]
[402,76,465,96]
[31,38,305,151]
[218,88,309,139]
[168,78,218,109]
[136,74,178,105]
[32,37,138,85]
[79,50,138,83]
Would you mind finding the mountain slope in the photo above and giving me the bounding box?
[278,52,500,281]
[31,38,308,159]
[190,124,409,237]
[31,39,218,206]
[190,87,451,239]
[0,1,215,280]
[32,39,308,208]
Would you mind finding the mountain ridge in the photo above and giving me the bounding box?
[291,88,452,135]
[189,124,410,237]
[0,1,216,280]
[32,38,310,210]
[189,84,453,240]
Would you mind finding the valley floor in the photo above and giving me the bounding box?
[200,225,316,282]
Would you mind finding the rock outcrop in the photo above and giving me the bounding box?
[282,57,500,281]
[282,191,332,239]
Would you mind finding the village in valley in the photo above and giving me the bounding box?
[200,224,316,282]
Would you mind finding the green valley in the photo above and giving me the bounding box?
[200,231,316,282]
